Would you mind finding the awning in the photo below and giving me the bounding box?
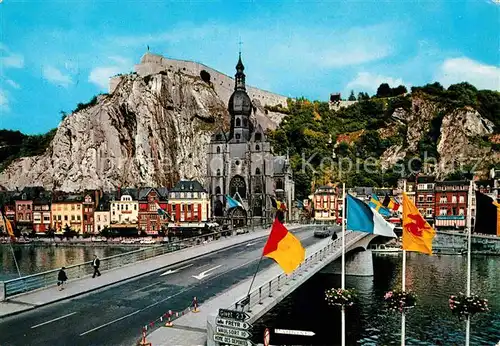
[168,222,206,228]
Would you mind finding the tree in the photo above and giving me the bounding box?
[63,224,76,238]
[392,85,407,96]
[376,83,392,98]
[99,226,111,238]
[348,90,356,101]
[357,92,370,101]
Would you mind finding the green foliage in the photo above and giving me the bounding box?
[264,104,291,114]
[0,129,57,172]
[348,90,356,101]
[72,95,99,113]
[376,83,408,98]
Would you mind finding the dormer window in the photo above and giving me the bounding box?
[255,133,262,141]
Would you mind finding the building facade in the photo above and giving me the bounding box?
[206,54,294,226]
[15,198,33,231]
[434,181,468,229]
[313,185,339,222]
[82,194,95,234]
[51,194,84,233]
[138,188,168,235]
[167,180,211,229]
[415,176,436,224]
[110,190,139,226]
[32,196,51,233]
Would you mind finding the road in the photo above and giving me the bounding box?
[0,227,321,346]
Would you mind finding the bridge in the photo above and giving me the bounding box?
[145,230,375,346]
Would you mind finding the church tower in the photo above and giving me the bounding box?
[228,53,252,143]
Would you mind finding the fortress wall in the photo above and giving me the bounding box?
[131,53,289,108]
[109,76,124,94]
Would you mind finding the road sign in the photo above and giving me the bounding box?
[275,328,315,336]
[213,334,254,346]
[218,308,249,322]
[216,317,251,330]
[216,326,251,339]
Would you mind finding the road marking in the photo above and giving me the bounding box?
[192,264,222,280]
[79,310,141,336]
[31,312,77,329]
[161,263,194,276]
[79,254,267,336]
[245,242,256,247]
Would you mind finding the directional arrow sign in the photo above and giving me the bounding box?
[216,326,252,339]
[218,308,249,322]
[213,334,254,346]
[192,265,222,280]
[216,317,251,330]
[275,328,315,336]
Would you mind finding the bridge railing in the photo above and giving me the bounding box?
[1,223,296,300]
[234,231,367,313]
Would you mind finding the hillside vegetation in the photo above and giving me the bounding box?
[267,82,500,200]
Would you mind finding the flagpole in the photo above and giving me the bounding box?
[465,179,473,346]
[1,209,22,278]
[341,182,346,346]
[401,180,407,346]
[9,239,22,278]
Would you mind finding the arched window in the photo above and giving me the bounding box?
[216,146,221,154]
[253,196,263,217]
[216,169,221,176]
[215,186,221,195]
[276,178,284,190]
[255,144,260,151]
[230,175,246,199]
[235,133,241,140]
[214,200,224,217]
[255,167,261,175]
[235,118,241,127]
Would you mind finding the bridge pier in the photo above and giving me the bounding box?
[321,249,374,276]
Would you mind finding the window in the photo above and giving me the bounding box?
[215,186,221,195]
[216,169,221,176]
[235,133,241,140]
[236,118,241,127]
[440,197,447,204]
[255,167,261,175]
[426,208,433,217]
[459,208,464,215]
[216,146,221,154]
[452,196,457,203]
[71,215,75,221]
[426,195,433,202]
[180,193,185,198]
[255,133,262,141]
[71,205,75,211]
[243,118,248,127]
[77,215,81,221]
[276,179,284,190]
[255,144,260,151]
[187,192,192,198]
[439,208,447,216]
[459,196,465,203]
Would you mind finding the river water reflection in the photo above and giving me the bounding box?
[252,253,500,345]
[0,244,136,281]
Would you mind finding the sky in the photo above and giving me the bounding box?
[0,0,499,135]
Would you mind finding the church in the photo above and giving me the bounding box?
[206,53,295,226]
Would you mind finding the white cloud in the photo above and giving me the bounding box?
[42,66,73,87]
[346,72,406,93]
[0,89,9,112]
[88,56,132,90]
[0,44,24,69]
[435,57,500,90]
[6,79,20,89]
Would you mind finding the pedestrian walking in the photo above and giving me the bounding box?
[57,267,67,291]
[331,232,338,242]
[92,255,101,278]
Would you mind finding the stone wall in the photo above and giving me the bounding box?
[131,53,289,108]
[329,100,357,111]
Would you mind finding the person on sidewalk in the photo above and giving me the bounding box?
[57,267,67,291]
[92,255,101,278]
[331,231,338,242]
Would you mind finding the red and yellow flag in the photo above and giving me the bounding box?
[1,211,15,242]
[402,193,435,255]
[262,217,305,274]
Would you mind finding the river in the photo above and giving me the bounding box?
[0,244,136,281]
[252,253,500,345]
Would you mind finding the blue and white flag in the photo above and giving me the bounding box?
[368,193,391,217]
[346,194,397,238]
[226,195,242,209]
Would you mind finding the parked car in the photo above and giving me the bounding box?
[314,226,341,238]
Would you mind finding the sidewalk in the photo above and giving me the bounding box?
[0,224,307,319]
[145,236,331,346]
